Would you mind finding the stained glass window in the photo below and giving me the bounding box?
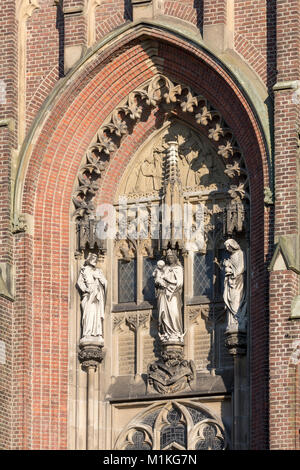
[217,248,227,295]
[125,431,151,450]
[118,402,226,450]
[160,408,186,449]
[118,259,137,303]
[143,258,156,301]
[186,406,208,425]
[195,424,224,450]
[193,251,214,298]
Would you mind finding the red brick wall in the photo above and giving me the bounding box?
[268,0,300,451]
[204,0,226,25]
[269,270,299,449]
[296,365,300,450]
[26,1,62,134]
[164,0,203,28]
[95,0,130,41]
[0,0,16,449]
[235,0,277,88]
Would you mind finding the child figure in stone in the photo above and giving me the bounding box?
[153,260,166,289]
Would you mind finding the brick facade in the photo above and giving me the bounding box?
[0,0,299,450]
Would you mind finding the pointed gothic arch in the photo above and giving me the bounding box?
[13,24,271,449]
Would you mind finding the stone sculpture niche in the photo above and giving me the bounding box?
[222,239,247,355]
[147,249,196,395]
[153,250,184,344]
[77,252,107,368]
[146,141,196,394]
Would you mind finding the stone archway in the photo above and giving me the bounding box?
[14,26,270,449]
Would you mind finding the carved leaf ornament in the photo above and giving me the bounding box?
[73,74,248,221]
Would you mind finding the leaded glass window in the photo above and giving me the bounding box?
[217,248,227,296]
[143,258,156,301]
[160,408,186,449]
[195,424,225,450]
[193,251,214,298]
[118,259,137,303]
[115,401,227,450]
[125,431,151,450]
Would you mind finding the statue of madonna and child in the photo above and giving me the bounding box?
[152,249,184,344]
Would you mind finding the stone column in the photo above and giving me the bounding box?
[225,331,248,450]
[78,340,104,450]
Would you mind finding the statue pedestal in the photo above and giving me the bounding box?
[78,337,104,370]
[224,329,247,356]
[147,341,195,395]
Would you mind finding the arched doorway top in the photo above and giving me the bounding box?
[14,20,270,222]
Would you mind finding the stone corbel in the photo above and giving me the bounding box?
[12,213,34,236]
[78,340,104,371]
[224,330,247,356]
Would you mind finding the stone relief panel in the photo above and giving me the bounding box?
[121,122,227,198]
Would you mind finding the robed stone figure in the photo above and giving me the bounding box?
[153,250,184,343]
[223,239,247,332]
[77,253,107,343]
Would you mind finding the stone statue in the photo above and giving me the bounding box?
[77,252,107,344]
[153,250,184,343]
[223,239,247,332]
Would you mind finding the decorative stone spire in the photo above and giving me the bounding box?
[164,141,181,187]
[162,141,184,250]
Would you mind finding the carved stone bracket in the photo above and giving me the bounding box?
[12,214,28,234]
[147,342,195,394]
[78,340,104,371]
[224,330,247,356]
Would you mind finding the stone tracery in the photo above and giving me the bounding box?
[114,401,227,450]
